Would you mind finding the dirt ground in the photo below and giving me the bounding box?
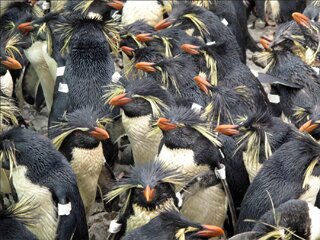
[19,17,276,240]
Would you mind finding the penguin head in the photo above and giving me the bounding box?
[0,54,22,72]
[299,105,320,140]
[50,107,110,160]
[106,161,185,210]
[237,110,298,164]
[253,199,320,240]
[106,77,174,118]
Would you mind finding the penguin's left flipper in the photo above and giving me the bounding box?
[257,73,303,88]
[53,188,78,240]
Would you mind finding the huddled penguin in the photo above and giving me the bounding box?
[49,107,111,217]
[156,105,249,229]
[0,127,88,239]
[105,160,185,238]
[123,210,225,240]
[106,78,175,164]
[236,134,320,233]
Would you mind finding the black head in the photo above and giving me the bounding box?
[106,161,185,210]
[238,110,298,164]
[0,128,71,181]
[124,210,225,240]
[106,77,175,118]
[49,107,110,160]
[253,200,313,240]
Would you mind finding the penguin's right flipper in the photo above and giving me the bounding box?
[257,73,303,88]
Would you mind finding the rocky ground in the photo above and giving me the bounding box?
[20,17,276,240]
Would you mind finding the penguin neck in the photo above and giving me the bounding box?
[126,198,177,233]
[12,165,58,240]
[70,143,105,216]
[121,110,163,164]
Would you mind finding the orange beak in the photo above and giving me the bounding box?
[292,12,311,28]
[194,75,211,95]
[107,0,124,10]
[28,0,37,6]
[143,185,155,202]
[299,120,319,133]
[18,22,34,33]
[120,46,134,56]
[215,125,240,136]
[89,127,110,140]
[135,33,154,42]
[260,38,271,50]
[180,44,200,55]
[155,18,172,30]
[1,56,22,70]
[157,118,177,131]
[109,93,133,106]
[196,225,224,238]
[135,62,157,72]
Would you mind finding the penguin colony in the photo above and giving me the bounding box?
[1,0,320,239]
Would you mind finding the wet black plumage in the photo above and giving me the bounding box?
[236,134,320,233]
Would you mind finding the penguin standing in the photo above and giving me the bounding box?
[123,210,225,240]
[0,127,88,239]
[106,78,174,164]
[156,105,249,228]
[49,107,111,217]
[105,160,185,238]
[236,134,320,233]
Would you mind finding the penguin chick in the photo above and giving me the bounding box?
[123,210,225,240]
[49,107,111,217]
[0,196,38,240]
[105,160,185,238]
[105,77,175,164]
[156,105,249,226]
[0,127,88,239]
[252,199,320,240]
[236,134,320,233]
[236,110,300,182]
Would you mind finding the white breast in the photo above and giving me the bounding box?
[12,165,57,240]
[158,144,210,179]
[24,41,57,110]
[121,1,164,26]
[0,70,13,97]
[181,184,227,227]
[126,199,177,233]
[71,143,104,216]
[308,203,320,240]
[299,175,320,205]
[122,112,162,165]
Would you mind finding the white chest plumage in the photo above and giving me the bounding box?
[12,165,57,240]
[71,143,105,216]
[126,199,177,233]
[308,203,320,240]
[122,112,162,165]
[0,70,13,97]
[158,145,227,227]
[299,175,320,205]
[24,41,57,110]
[121,1,164,26]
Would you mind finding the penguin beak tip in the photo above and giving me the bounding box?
[259,38,271,50]
[135,33,154,42]
[135,62,157,72]
[180,44,200,55]
[299,120,319,133]
[120,46,134,56]
[1,56,22,70]
[143,185,155,203]
[292,12,311,28]
[215,125,240,136]
[196,225,224,238]
[157,118,177,131]
[109,93,133,106]
[107,0,124,10]
[154,19,172,30]
[89,127,110,140]
[18,22,34,33]
[194,75,211,95]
